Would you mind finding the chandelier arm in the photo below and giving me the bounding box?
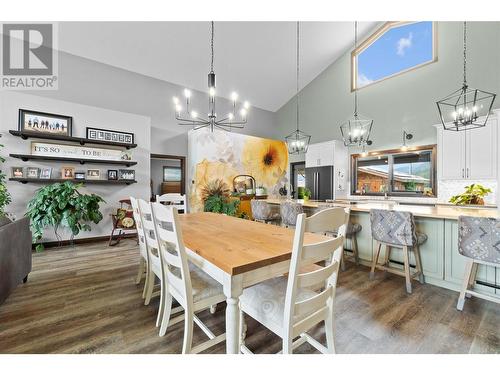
[216,118,247,125]
[216,123,245,129]
[176,119,211,126]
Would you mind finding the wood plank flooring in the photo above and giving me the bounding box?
[0,239,498,354]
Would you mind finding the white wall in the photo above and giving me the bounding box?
[0,91,151,242]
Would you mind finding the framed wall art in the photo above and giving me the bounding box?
[19,109,72,137]
[86,127,134,145]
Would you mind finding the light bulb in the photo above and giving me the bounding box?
[228,113,234,120]
[191,111,198,118]
[243,101,250,109]
[452,111,457,120]
[173,96,179,105]
[184,89,191,98]
[175,104,182,113]
[231,92,238,101]
[209,87,216,97]
[401,145,408,151]
[240,108,247,117]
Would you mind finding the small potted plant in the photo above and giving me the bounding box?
[449,184,492,206]
[255,185,266,196]
[303,187,312,201]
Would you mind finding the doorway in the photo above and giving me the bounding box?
[290,161,306,199]
[150,154,186,201]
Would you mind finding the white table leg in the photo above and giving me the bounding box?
[223,273,243,354]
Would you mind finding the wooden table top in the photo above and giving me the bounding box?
[264,198,500,220]
[178,212,327,275]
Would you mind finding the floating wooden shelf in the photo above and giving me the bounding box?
[9,130,137,149]
[9,178,137,185]
[9,154,137,167]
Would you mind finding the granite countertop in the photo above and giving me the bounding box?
[264,198,500,220]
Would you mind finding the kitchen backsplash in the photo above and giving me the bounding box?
[437,180,498,205]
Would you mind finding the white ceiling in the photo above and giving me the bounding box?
[58,21,379,112]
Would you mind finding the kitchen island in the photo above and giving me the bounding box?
[265,198,500,294]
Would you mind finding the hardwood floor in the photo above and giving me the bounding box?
[0,239,498,354]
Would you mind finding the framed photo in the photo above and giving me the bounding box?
[39,168,52,179]
[61,166,75,179]
[86,127,135,145]
[118,169,135,181]
[87,169,101,180]
[19,109,72,137]
[26,167,40,179]
[74,172,86,180]
[107,169,118,180]
[163,166,182,182]
[11,167,24,178]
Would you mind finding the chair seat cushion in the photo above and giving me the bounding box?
[240,277,317,337]
[190,264,224,303]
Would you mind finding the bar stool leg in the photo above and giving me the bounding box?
[457,259,475,311]
[352,235,360,265]
[414,245,425,284]
[466,263,478,298]
[383,245,391,267]
[402,246,412,294]
[370,241,382,280]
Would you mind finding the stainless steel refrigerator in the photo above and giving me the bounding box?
[305,166,334,201]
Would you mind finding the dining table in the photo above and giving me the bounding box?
[178,212,328,354]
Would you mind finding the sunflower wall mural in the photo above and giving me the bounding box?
[188,128,289,213]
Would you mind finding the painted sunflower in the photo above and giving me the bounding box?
[241,138,288,188]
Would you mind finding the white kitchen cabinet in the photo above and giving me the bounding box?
[436,115,497,180]
[305,141,335,168]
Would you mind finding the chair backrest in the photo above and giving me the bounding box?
[137,199,161,270]
[280,201,304,226]
[458,216,500,265]
[251,199,272,221]
[150,202,193,310]
[283,211,345,340]
[370,209,417,247]
[156,193,187,213]
[307,206,349,264]
[130,197,148,260]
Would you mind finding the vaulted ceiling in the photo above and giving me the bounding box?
[58,21,379,112]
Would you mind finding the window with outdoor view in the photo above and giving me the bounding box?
[352,146,436,197]
[353,21,436,90]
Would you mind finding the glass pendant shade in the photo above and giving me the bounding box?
[286,129,311,154]
[340,114,373,147]
[437,84,496,131]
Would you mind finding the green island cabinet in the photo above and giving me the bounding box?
[347,212,498,295]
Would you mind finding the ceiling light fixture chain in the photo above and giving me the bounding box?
[436,21,496,131]
[172,21,250,132]
[339,21,374,148]
[285,21,311,155]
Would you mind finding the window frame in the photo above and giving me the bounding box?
[350,144,437,197]
[351,21,438,92]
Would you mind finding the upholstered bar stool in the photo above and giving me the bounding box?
[339,222,362,270]
[457,216,500,311]
[251,200,281,224]
[369,209,426,294]
[280,201,304,228]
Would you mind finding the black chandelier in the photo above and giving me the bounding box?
[285,22,311,155]
[340,21,373,147]
[436,22,496,131]
[173,21,250,132]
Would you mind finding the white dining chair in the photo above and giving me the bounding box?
[130,197,149,298]
[156,193,187,213]
[151,202,226,353]
[138,198,170,329]
[239,208,346,354]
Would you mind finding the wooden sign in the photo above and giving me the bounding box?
[31,142,131,161]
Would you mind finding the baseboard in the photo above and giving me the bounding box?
[33,233,137,250]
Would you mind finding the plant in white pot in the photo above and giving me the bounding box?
[255,185,266,196]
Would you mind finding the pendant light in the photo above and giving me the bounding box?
[340,21,374,147]
[173,21,250,132]
[436,22,496,131]
[285,21,311,155]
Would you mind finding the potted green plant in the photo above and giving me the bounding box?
[449,184,492,206]
[303,187,312,201]
[255,185,266,196]
[201,179,240,217]
[0,139,12,223]
[26,181,105,251]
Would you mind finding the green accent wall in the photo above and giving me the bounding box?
[275,22,500,153]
